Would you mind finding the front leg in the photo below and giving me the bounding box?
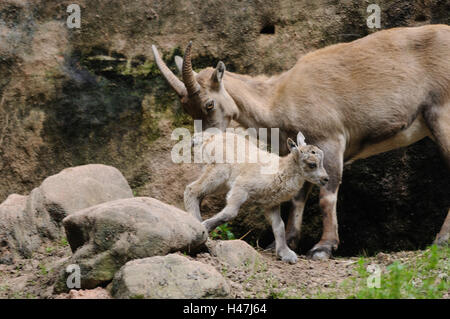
[266,206,298,264]
[306,140,344,260]
[285,182,313,251]
[203,188,248,232]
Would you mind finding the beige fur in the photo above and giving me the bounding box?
[154,25,450,258]
[184,132,328,263]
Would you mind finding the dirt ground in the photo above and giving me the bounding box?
[194,250,359,298]
[0,241,71,299]
[1,241,446,299]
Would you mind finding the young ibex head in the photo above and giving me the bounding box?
[152,42,239,131]
[287,132,329,186]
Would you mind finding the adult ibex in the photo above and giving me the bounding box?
[153,24,450,260]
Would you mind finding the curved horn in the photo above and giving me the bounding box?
[182,41,201,96]
[152,45,187,97]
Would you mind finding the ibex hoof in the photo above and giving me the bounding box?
[279,249,298,264]
[306,246,332,260]
[433,234,449,247]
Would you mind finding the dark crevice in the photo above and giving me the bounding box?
[260,24,275,34]
[415,14,428,22]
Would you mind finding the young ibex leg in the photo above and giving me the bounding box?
[307,140,344,260]
[264,184,313,252]
[267,206,298,264]
[202,188,248,233]
[424,101,450,246]
[285,182,314,251]
[184,166,228,222]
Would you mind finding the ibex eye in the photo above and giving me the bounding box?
[308,163,317,169]
[205,100,215,111]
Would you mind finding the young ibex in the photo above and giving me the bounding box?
[154,25,450,260]
[184,131,329,263]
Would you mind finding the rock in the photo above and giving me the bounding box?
[56,197,207,291]
[28,164,133,240]
[0,254,13,265]
[110,254,230,299]
[207,240,263,268]
[0,164,133,258]
[0,194,40,258]
[37,164,132,218]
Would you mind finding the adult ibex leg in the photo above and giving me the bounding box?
[424,101,450,246]
[285,182,313,251]
[306,139,344,260]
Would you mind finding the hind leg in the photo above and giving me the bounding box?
[435,212,450,245]
[286,182,314,251]
[202,187,248,232]
[184,166,228,221]
[423,102,450,245]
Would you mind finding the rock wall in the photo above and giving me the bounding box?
[0,0,449,255]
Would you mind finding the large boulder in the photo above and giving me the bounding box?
[0,164,133,258]
[56,197,207,291]
[110,254,230,299]
[28,164,133,240]
[0,194,40,260]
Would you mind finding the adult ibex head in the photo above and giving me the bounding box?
[152,42,238,131]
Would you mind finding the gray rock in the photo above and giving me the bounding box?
[207,240,263,268]
[0,194,40,258]
[28,164,133,240]
[56,197,207,291]
[0,164,133,258]
[110,254,230,299]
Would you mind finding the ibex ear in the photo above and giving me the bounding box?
[174,56,183,74]
[212,61,226,84]
[296,131,306,146]
[287,138,298,152]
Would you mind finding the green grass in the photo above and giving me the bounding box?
[210,223,235,240]
[38,264,48,276]
[59,237,69,247]
[319,245,449,299]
